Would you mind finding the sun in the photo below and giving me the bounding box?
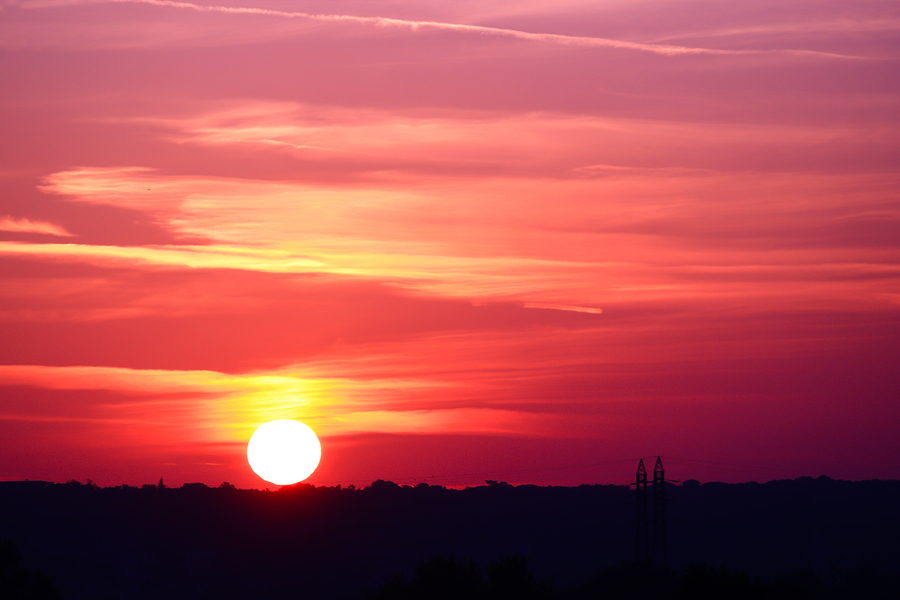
[247,420,321,485]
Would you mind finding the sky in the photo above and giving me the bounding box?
[1,0,898,489]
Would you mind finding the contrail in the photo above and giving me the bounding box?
[100,0,870,59]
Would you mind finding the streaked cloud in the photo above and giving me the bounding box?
[0,361,560,443]
[28,155,900,310]
[7,0,881,59]
[0,215,74,237]
[0,240,323,273]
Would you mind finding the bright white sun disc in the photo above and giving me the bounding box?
[247,419,321,485]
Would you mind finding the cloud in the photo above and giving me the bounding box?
[17,0,869,58]
[97,0,740,55]
[0,215,74,237]
[0,240,324,272]
[521,302,602,314]
[0,359,567,442]
[99,101,900,179]
[18,128,899,312]
[652,17,900,43]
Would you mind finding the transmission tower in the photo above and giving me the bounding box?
[633,456,670,568]
[633,458,650,563]
[651,456,669,569]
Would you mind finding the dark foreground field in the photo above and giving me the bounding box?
[2,477,899,599]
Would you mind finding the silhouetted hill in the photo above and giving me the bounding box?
[1,477,898,599]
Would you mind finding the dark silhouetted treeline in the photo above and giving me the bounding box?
[370,555,900,599]
[1,476,898,599]
[1,537,61,599]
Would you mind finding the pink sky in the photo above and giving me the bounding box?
[1,0,898,488]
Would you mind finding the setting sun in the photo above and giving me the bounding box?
[247,420,321,485]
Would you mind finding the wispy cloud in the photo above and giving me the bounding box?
[0,240,324,272]
[89,0,872,59]
[651,17,900,43]
[0,362,551,440]
[98,101,900,181]
[522,302,602,314]
[23,138,900,309]
[0,215,74,237]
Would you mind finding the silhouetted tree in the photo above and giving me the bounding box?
[0,538,60,600]
[763,568,822,600]
[486,555,552,600]
[409,554,483,599]
[826,566,900,600]
[677,563,763,600]
[372,554,555,600]
[575,561,676,600]
[371,573,409,600]
[372,554,484,599]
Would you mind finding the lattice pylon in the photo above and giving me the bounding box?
[652,456,669,569]
[634,458,650,563]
